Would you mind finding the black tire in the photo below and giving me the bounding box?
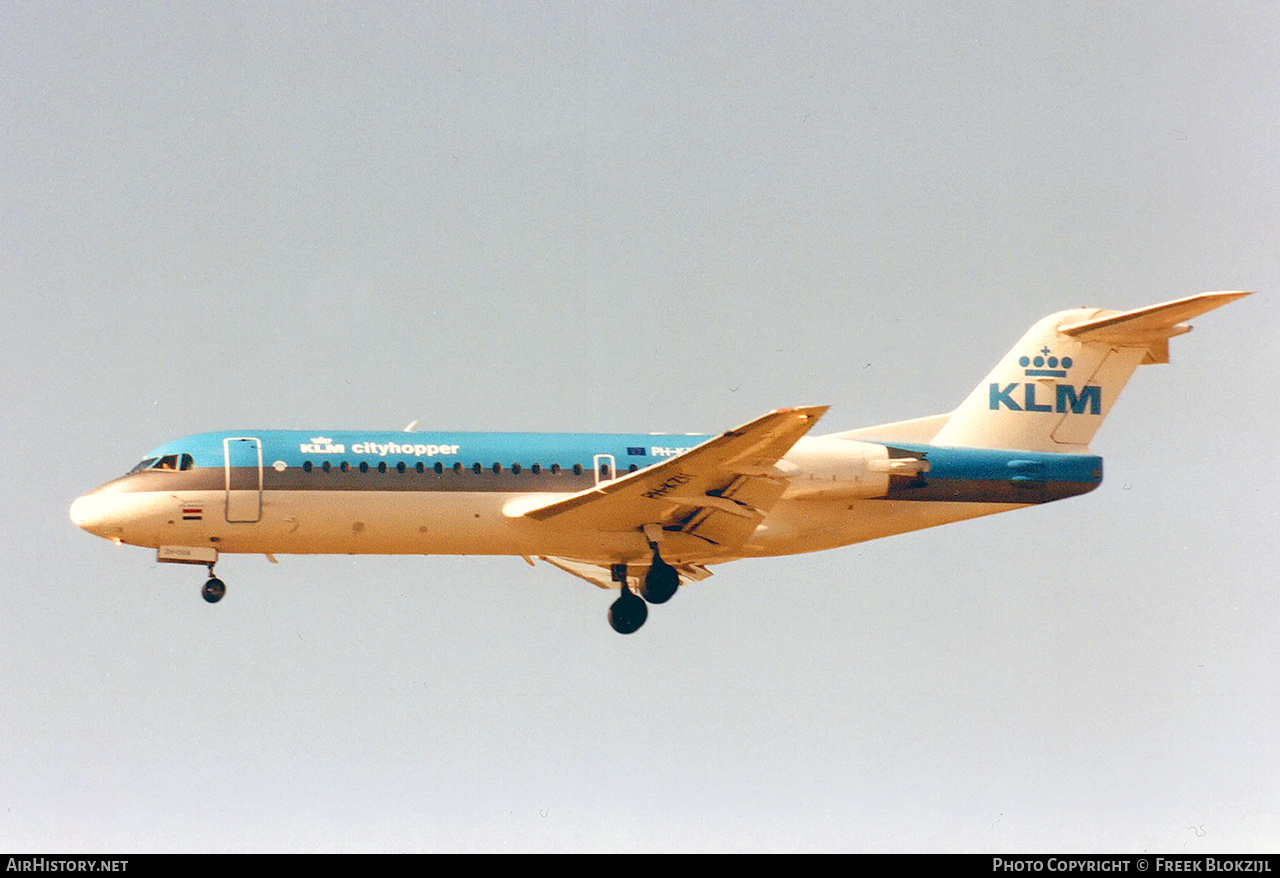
[639,561,680,604]
[608,591,648,634]
[202,577,226,604]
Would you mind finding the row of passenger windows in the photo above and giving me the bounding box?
[300,460,639,476]
[127,456,640,477]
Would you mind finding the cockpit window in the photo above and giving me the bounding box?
[128,453,194,474]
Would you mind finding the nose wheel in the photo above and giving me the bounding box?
[202,564,226,603]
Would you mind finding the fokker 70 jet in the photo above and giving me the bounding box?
[71,291,1249,633]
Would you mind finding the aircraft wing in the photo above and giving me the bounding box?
[507,406,828,550]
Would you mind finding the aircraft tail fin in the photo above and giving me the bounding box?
[928,291,1250,453]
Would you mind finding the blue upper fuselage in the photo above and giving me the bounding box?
[135,430,716,475]
[125,430,1103,504]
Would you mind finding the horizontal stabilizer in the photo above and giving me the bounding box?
[1058,291,1252,345]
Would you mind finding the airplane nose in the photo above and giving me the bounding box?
[70,493,120,539]
[70,494,96,530]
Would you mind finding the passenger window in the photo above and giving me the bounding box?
[472,463,483,474]
[550,464,561,474]
[359,462,369,473]
[572,464,583,475]
[531,464,541,474]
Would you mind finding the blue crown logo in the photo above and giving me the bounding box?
[1019,346,1073,377]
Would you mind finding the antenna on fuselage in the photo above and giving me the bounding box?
[403,420,420,432]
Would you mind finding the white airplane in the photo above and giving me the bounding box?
[71,291,1249,633]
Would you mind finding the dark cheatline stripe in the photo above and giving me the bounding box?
[883,478,1098,503]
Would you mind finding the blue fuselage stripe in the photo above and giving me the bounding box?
[139,430,715,472]
[889,443,1103,483]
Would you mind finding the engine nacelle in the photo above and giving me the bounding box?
[779,437,926,500]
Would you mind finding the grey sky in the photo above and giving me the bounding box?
[2,2,1276,852]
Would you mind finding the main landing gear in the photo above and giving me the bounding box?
[639,555,679,605]
[608,565,647,634]
[607,546,682,634]
[201,563,226,604]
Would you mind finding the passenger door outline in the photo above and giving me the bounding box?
[223,437,263,523]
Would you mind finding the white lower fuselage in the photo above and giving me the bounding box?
[72,482,1024,566]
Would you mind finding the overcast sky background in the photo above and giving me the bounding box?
[2,2,1277,852]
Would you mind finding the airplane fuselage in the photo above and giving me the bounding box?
[71,428,1101,567]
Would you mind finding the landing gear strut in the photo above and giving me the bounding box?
[202,563,226,604]
[607,564,647,634]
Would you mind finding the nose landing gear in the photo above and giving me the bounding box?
[201,563,226,604]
